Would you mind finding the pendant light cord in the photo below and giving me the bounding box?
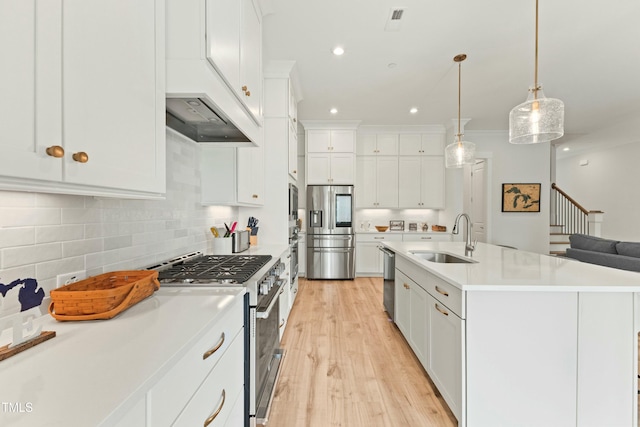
[534,0,539,99]
[457,60,462,143]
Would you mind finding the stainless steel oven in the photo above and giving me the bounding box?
[288,183,298,221]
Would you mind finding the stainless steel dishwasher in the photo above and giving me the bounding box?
[379,247,395,320]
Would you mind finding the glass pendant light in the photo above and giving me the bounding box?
[509,0,564,144]
[445,54,475,168]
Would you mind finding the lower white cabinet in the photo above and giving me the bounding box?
[394,269,411,338]
[355,233,402,276]
[298,233,306,277]
[147,295,244,426]
[279,252,291,340]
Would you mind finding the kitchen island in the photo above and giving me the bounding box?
[382,241,640,427]
[0,287,245,427]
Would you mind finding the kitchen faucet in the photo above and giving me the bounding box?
[452,213,476,256]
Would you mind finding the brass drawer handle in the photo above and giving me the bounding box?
[203,332,225,360]
[242,85,248,92]
[204,389,226,427]
[435,303,449,316]
[252,194,258,198]
[403,283,410,289]
[245,90,251,97]
[279,319,285,328]
[46,145,64,158]
[435,285,449,297]
[72,152,89,163]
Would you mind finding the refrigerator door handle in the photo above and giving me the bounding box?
[312,248,352,253]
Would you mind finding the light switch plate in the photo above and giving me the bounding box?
[56,271,86,288]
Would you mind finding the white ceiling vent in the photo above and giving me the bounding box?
[384,8,406,32]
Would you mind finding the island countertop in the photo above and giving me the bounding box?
[382,241,640,292]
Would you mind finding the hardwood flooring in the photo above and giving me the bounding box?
[268,277,457,427]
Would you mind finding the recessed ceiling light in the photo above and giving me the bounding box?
[410,107,418,114]
[563,147,570,151]
[332,46,345,56]
[388,63,397,69]
[330,108,338,114]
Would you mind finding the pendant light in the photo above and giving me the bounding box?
[509,0,564,144]
[445,54,475,168]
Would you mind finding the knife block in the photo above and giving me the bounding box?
[250,235,258,246]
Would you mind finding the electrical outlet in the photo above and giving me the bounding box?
[56,271,86,288]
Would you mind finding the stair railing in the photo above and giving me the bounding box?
[551,183,602,235]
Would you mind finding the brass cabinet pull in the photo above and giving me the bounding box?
[245,91,251,97]
[46,145,65,158]
[204,389,226,427]
[203,332,225,360]
[403,283,410,290]
[72,152,89,163]
[293,169,297,173]
[279,319,285,328]
[435,286,449,297]
[252,194,258,198]
[421,237,432,240]
[241,85,248,92]
[435,303,449,316]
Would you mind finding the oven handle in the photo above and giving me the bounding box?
[256,281,285,319]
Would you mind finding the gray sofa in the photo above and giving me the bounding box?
[565,234,640,272]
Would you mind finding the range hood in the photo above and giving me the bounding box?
[166,98,251,144]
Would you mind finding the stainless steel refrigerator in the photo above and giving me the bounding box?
[306,185,355,279]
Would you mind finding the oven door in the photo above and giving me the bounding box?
[253,280,285,426]
[290,239,299,281]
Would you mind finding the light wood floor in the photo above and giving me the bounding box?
[268,277,457,427]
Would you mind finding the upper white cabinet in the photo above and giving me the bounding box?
[399,133,444,156]
[304,125,358,185]
[205,0,262,122]
[356,134,398,156]
[398,157,445,208]
[356,156,398,208]
[0,0,166,198]
[201,145,264,206]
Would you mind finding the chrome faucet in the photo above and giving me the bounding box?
[453,213,476,256]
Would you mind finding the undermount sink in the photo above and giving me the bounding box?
[409,251,477,264]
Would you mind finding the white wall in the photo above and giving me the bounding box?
[446,130,551,254]
[556,141,640,241]
[0,131,237,296]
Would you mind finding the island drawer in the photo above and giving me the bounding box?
[422,272,463,318]
[356,233,403,243]
[402,233,452,242]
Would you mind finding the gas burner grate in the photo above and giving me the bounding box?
[157,254,272,284]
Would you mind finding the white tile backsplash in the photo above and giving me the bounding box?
[0,131,237,297]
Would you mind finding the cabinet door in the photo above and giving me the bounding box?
[239,0,261,121]
[421,134,445,155]
[0,0,61,182]
[409,282,429,366]
[329,153,354,184]
[205,0,241,92]
[420,157,445,208]
[376,134,398,155]
[355,242,381,275]
[307,130,331,152]
[306,153,331,184]
[288,120,298,179]
[398,157,422,208]
[63,0,164,193]
[356,134,377,156]
[330,130,355,152]
[426,293,463,420]
[356,157,376,208]
[394,270,411,337]
[237,144,264,205]
[376,156,398,208]
[398,134,422,156]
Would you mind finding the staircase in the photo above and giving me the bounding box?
[549,183,603,256]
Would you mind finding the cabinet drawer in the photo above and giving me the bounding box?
[148,296,244,426]
[402,233,452,242]
[423,272,463,318]
[173,330,244,427]
[356,233,403,243]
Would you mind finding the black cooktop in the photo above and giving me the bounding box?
[157,254,273,284]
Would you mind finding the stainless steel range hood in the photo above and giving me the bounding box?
[166,98,252,144]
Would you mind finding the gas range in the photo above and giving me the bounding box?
[148,251,282,306]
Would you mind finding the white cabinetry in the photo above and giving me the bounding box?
[398,157,445,208]
[298,233,307,277]
[394,269,411,337]
[355,233,402,276]
[0,0,165,198]
[398,133,444,155]
[279,251,291,340]
[148,295,244,426]
[305,127,357,185]
[356,134,398,155]
[355,156,398,208]
[205,0,262,122]
[201,145,264,206]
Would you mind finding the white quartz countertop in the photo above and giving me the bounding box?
[383,241,640,292]
[0,287,245,427]
[357,230,452,235]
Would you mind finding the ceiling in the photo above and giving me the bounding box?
[262,0,640,153]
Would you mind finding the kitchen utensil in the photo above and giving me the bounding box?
[230,221,238,233]
[224,223,230,238]
[210,227,220,238]
[375,226,389,232]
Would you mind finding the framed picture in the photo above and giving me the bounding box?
[502,183,541,212]
[389,220,404,231]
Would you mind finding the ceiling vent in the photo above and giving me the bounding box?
[385,8,406,32]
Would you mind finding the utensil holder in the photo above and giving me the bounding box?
[210,238,233,254]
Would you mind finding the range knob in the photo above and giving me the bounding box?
[260,282,269,295]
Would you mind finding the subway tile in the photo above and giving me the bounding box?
[36,225,84,244]
[61,208,102,224]
[0,227,35,248]
[2,243,62,269]
[0,208,61,227]
[104,235,133,251]
[62,238,103,258]
[35,193,86,208]
[36,256,85,282]
[0,265,37,284]
[0,191,36,207]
